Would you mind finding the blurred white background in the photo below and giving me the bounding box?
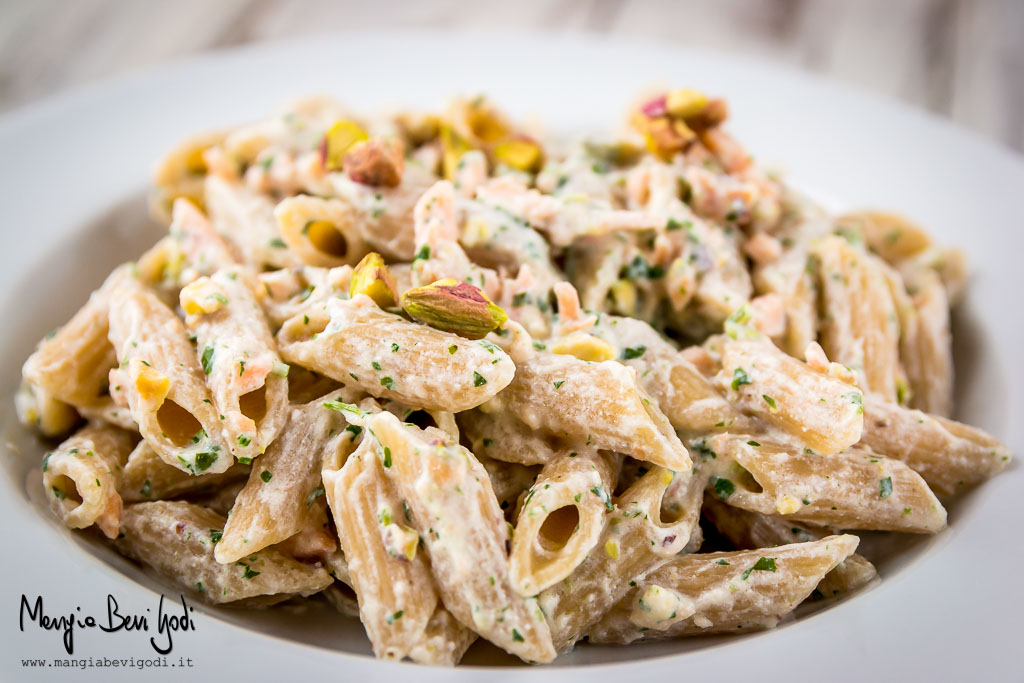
[1,0,1020,151]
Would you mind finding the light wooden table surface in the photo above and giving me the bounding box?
[1,0,1021,152]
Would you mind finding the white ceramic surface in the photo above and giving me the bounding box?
[0,30,1020,682]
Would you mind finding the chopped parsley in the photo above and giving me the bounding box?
[473,372,488,387]
[200,346,215,375]
[382,447,392,468]
[879,477,893,499]
[731,367,751,391]
[261,470,273,483]
[741,556,777,580]
[237,434,252,447]
[590,485,614,511]
[622,345,647,360]
[553,380,565,389]
[380,376,395,389]
[712,476,735,500]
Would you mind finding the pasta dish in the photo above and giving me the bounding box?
[15,89,1011,665]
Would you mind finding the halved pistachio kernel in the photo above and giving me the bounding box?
[550,333,616,362]
[665,88,709,119]
[493,136,544,173]
[320,119,369,171]
[440,123,474,181]
[400,278,507,340]
[349,252,398,308]
[583,140,644,167]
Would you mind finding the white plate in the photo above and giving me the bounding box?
[0,30,1021,682]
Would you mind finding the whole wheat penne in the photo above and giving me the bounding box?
[837,211,931,265]
[106,279,230,475]
[115,501,332,605]
[701,497,878,599]
[483,351,690,471]
[716,334,864,455]
[900,267,953,416]
[23,265,132,409]
[538,465,704,652]
[151,129,227,222]
[180,266,289,459]
[215,388,356,563]
[323,437,440,660]
[42,423,136,538]
[358,410,556,663]
[120,440,249,503]
[510,449,620,595]
[815,235,901,401]
[275,194,370,267]
[707,434,946,533]
[15,380,80,438]
[277,295,515,412]
[859,398,1010,496]
[586,535,859,643]
[204,174,301,270]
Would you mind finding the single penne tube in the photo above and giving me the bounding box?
[586,535,860,643]
[22,265,132,409]
[272,502,338,562]
[180,266,289,460]
[900,267,953,416]
[510,449,619,595]
[277,295,515,412]
[322,551,360,618]
[15,380,80,438]
[701,496,878,599]
[359,410,556,664]
[586,314,755,436]
[814,235,902,401]
[716,335,864,455]
[274,194,370,267]
[204,174,301,270]
[114,501,332,605]
[215,388,356,564]
[483,351,690,471]
[706,434,946,533]
[41,423,137,538]
[106,279,230,475]
[538,465,704,652]
[458,408,563,466]
[859,398,1011,496]
[256,265,352,329]
[119,440,250,503]
[324,435,462,662]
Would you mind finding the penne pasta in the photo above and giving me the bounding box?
[484,350,690,471]
[458,408,562,466]
[323,433,472,663]
[180,266,290,460]
[106,277,231,475]
[215,388,356,563]
[814,235,902,401]
[42,423,137,538]
[859,398,1011,496]
[706,434,946,533]
[715,334,864,455]
[277,295,515,412]
[358,410,556,663]
[274,194,370,268]
[509,449,620,595]
[120,440,249,503]
[538,465,704,652]
[115,501,332,605]
[587,535,859,642]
